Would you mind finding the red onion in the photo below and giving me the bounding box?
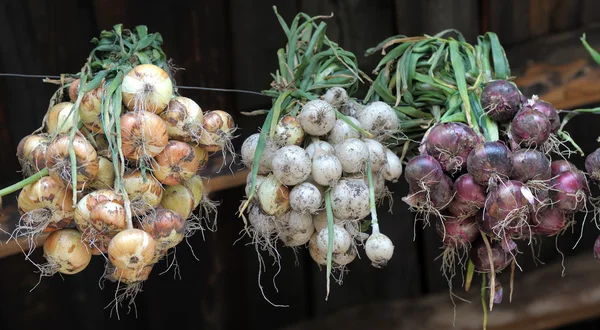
[470,239,513,273]
[404,155,444,189]
[550,169,589,214]
[594,235,600,263]
[509,108,551,148]
[436,215,480,249]
[585,147,600,183]
[448,174,486,218]
[528,99,560,133]
[511,149,551,182]
[424,122,481,173]
[531,207,567,237]
[480,80,523,122]
[551,160,578,177]
[467,141,513,186]
[484,180,533,234]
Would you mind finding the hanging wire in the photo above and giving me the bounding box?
[0,72,269,97]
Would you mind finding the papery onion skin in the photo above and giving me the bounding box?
[425,122,480,173]
[470,239,513,273]
[198,110,236,152]
[45,134,99,189]
[46,102,76,135]
[466,141,513,186]
[152,140,201,186]
[480,80,522,122]
[18,176,75,226]
[43,229,92,275]
[159,96,204,142]
[141,208,186,250]
[121,64,173,114]
[123,170,164,216]
[448,174,486,218]
[120,110,169,160]
[17,134,49,176]
[108,228,156,271]
[509,108,551,148]
[511,149,551,182]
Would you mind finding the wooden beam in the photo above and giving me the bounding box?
[282,252,600,330]
[510,23,600,109]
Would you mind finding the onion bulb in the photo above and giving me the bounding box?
[159,96,204,141]
[122,64,173,114]
[140,208,186,250]
[17,134,49,176]
[382,148,402,182]
[198,110,236,152]
[88,157,115,190]
[182,175,205,209]
[105,262,153,285]
[17,176,75,234]
[298,100,336,136]
[79,85,105,133]
[316,224,352,254]
[271,145,311,186]
[108,228,156,271]
[90,200,127,236]
[257,174,291,216]
[74,189,124,233]
[365,232,394,268]
[152,140,201,185]
[273,115,305,147]
[308,232,327,265]
[68,79,80,101]
[45,134,99,189]
[120,110,169,160]
[123,171,164,216]
[241,134,279,174]
[46,102,76,135]
[279,210,314,247]
[160,184,196,220]
[42,229,92,275]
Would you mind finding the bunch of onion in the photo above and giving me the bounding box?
[0,24,237,317]
[239,85,401,303]
[362,29,594,324]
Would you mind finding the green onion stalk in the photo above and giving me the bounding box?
[0,24,177,230]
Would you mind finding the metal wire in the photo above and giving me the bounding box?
[0,72,269,97]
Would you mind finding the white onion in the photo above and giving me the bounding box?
[334,138,369,174]
[279,210,314,247]
[323,87,349,109]
[382,148,403,183]
[330,179,370,220]
[327,118,361,145]
[248,203,277,236]
[363,138,387,172]
[305,140,335,160]
[308,233,327,266]
[316,224,352,254]
[298,100,336,136]
[357,101,399,139]
[365,232,394,268]
[312,210,342,232]
[241,133,279,174]
[257,174,291,216]
[271,145,311,186]
[333,247,357,266]
[289,182,322,214]
[245,173,266,201]
[311,154,342,187]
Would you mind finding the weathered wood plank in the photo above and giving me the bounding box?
[282,251,600,330]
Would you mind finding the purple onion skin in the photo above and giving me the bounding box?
[511,149,551,182]
[484,180,532,229]
[466,141,513,186]
[551,160,578,177]
[585,147,600,183]
[425,122,481,173]
[550,170,589,213]
[531,207,567,237]
[406,174,454,210]
[481,80,523,122]
[436,215,480,249]
[448,174,487,218]
[529,100,560,133]
[494,281,504,304]
[510,108,551,148]
[594,235,600,262]
[404,155,444,188]
[470,239,513,273]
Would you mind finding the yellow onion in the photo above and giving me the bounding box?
[198,110,236,152]
[192,144,209,173]
[90,200,127,235]
[123,170,163,216]
[105,262,153,285]
[93,134,112,160]
[182,175,205,209]
[159,96,204,141]
[140,208,186,250]
[46,102,76,135]
[121,64,173,114]
[68,79,80,102]
[17,176,75,234]
[16,134,49,176]
[88,157,115,190]
[74,189,123,233]
[108,228,156,271]
[160,184,195,219]
[79,85,105,133]
[152,140,201,185]
[120,110,169,160]
[257,173,290,216]
[43,229,92,275]
[81,228,112,256]
[45,134,99,189]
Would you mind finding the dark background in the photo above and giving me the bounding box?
[1,1,600,329]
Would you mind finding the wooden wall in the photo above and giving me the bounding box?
[1,1,600,330]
